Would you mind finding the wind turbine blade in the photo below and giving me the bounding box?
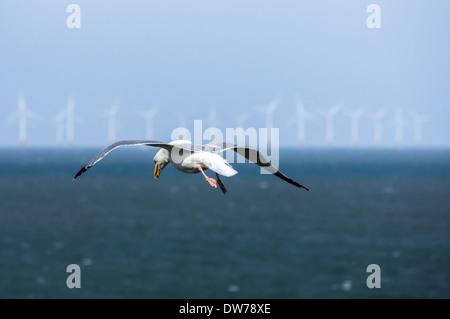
[315,107,329,117]
[374,107,388,119]
[66,97,75,110]
[26,110,40,121]
[50,110,66,122]
[329,104,341,116]
[110,102,120,114]
[298,102,316,122]
[146,106,159,118]
[101,102,120,117]
[267,98,280,113]
[17,92,26,112]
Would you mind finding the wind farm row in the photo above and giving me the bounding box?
[5,93,427,148]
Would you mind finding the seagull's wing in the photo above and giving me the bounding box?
[206,142,310,191]
[73,140,175,179]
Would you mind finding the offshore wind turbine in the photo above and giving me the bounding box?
[394,108,405,148]
[102,102,120,144]
[294,98,315,147]
[8,92,39,148]
[318,104,340,148]
[412,111,427,147]
[371,108,387,148]
[256,98,280,148]
[344,107,365,148]
[51,109,66,147]
[65,97,83,148]
[66,97,75,148]
[137,107,158,140]
[17,93,28,148]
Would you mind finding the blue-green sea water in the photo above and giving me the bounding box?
[0,148,449,298]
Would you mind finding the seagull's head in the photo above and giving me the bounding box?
[153,149,170,179]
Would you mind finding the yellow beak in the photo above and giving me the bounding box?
[154,164,160,179]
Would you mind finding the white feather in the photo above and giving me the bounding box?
[188,152,238,177]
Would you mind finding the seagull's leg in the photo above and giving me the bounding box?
[215,173,227,195]
[197,165,217,189]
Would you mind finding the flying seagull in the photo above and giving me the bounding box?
[73,140,310,194]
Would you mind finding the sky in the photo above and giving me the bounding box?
[0,0,449,148]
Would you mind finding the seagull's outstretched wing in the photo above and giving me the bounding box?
[73,140,174,179]
[206,142,310,191]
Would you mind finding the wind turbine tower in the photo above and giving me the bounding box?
[8,92,38,148]
[51,109,66,147]
[371,108,387,148]
[395,108,405,148]
[295,98,315,148]
[66,97,75,148]
[18,93,28,148]
[256,98,279,148]
[65,97,83,148]
[318,104,340,148]
[412,112,427,147]
[345,107,365,148]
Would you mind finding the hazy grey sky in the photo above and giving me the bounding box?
[0,1,449,147]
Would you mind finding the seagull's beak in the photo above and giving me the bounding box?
[154,164,161,179]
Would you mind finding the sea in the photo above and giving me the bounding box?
[0,147,449,299]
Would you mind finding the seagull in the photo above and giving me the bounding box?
[73,139,310,194]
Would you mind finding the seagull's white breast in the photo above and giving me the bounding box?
[169,150,200,174]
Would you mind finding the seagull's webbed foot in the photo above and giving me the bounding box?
[197,165,218,189]
[206,177,218,188]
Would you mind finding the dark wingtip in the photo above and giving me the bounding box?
[73,167,87,180]
[299,184,310,191]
